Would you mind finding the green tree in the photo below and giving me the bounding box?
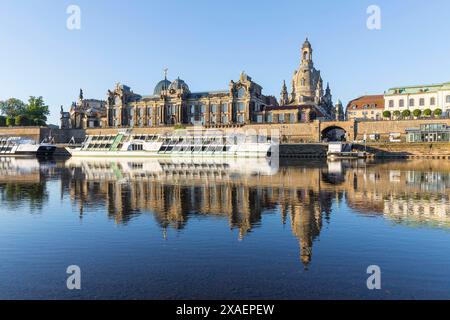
[25,96,50,126]
[0,98,26,117]
[6,116,15,126]
[433,108,443,117]
[393,110,401,118]
[413,109,422,118]
[423,108,432,117]
[382,111,391,119]
[402,109,411,118]
[0,115,6,127]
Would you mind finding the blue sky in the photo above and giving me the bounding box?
[1,0,450,124]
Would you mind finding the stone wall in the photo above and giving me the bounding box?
[356,118,450,141]
[354,142,450,158]
[0,127,42,142]
[2,118,450,145]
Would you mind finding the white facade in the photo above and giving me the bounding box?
[384,83,450,116]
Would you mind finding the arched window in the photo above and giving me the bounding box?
[301,78,306,86]
[303,51,308,60]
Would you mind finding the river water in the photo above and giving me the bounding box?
[0,157,449,299]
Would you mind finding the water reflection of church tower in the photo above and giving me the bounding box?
[288,190,332,268]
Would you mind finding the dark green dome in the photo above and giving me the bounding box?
[154,79,171,95]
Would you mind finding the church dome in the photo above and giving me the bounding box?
[154,79,171,95]
[169,77,190,92]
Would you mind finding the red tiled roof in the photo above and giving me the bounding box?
[346,95,384,111]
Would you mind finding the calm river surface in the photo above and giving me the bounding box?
[0,157,449,299]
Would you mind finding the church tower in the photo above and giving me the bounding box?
[280,80,289,105]
[291,38,319,104]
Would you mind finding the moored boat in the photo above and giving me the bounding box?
[0,137,56,157]
[327,142,366,160]
[65,129,276,159]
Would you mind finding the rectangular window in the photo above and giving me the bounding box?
[221,103,228,113]
[267,114,273,123]
[279,114,285,123]
[201,105,206,113]
[257,115,263,123]
[389,100,394,108]
[431,98,436,105]
[399,99,404,108]
[190,105,195,114]
[409,99,415,107]
[211,104,217,113]
[222,115,228,124]
[419,98,425,106]
[238,102,245,112]
[446,95,450,103]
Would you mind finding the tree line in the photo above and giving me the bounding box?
[383,108,443,120]
[0,97,50,127]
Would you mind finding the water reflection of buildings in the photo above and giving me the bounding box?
[2,157,450,267]
[62,158,336,267]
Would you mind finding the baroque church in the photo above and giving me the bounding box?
[278,38,335,120]
[61,39,338,129]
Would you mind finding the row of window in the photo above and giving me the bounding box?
[388,95,450,108]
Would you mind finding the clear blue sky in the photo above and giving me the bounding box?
[1,0,450,124]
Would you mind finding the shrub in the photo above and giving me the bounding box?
[382,111,391,119]
[0,116,6,127]
[423,108,432,117]
[6,116,15,126]
[14,115,31,126]
[413,109,422,118]
[402,110,411,118]
[433,108,443,117]
[393,110,401,118]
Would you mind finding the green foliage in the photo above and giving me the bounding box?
[382,111,391,118]
[26,96,49,126]
[0,96,49,126]
[393,110,401,118]
[0,116,6,127]
[413,109,422,118]
[14,115,31,126]
[6,116,15,126]
[402,110,411,118]
[423,108,432,117]
[0,98,26,117]
[433,108,443,117]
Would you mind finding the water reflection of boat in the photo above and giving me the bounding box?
[64,157,279,182]
[0,157,41,183]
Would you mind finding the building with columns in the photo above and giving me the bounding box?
[63,39,336,129]
[105,71,275,128]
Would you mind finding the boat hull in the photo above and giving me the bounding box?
[65,148,271,158]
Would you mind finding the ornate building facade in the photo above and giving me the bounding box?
[105,71,275,128]
[61,89,107,129]
[62,39,336,129]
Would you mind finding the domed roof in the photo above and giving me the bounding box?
[169,77,190,92]
[154,79,171,95]
[302,38,312,49]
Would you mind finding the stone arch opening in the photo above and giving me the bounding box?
[321,125,347,142]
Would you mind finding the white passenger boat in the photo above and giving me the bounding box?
[65,130,276,159]
[327,142,366,160]
[0,137,56,157]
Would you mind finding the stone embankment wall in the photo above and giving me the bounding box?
[354,142,450,159]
